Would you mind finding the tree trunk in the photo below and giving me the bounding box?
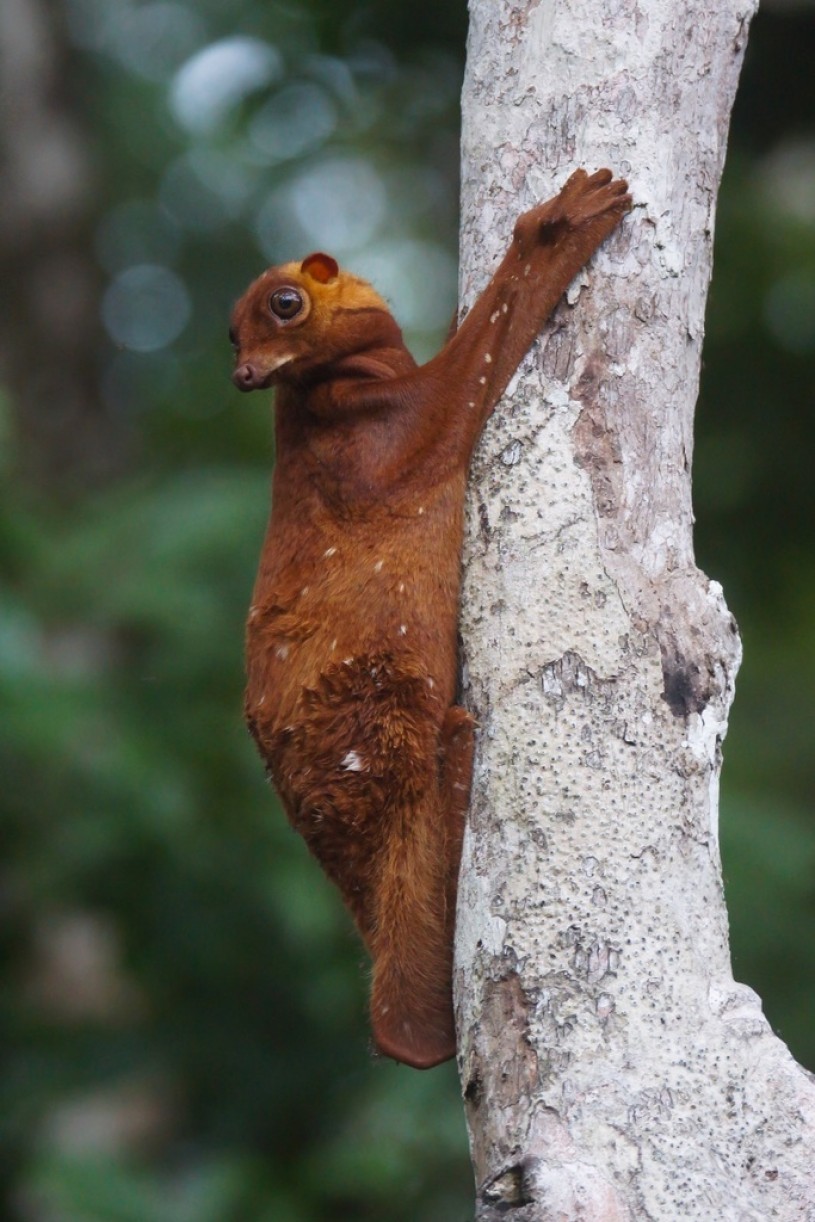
[455,0,815,1218]
[0,0,130,488]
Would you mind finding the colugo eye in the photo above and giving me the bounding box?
[270,287,304,320]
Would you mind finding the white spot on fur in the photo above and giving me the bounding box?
[427,677,434,689]
[399,624,407,635]
[479,376,486,385]
[484,352,492,363]
[502,302,509,313]
[249,605,259,619]
[490,309,500,324]
[258,694,266,705]
[524,263,531,276]
[324,546,337,557]
[343,657,353,664]
[374,559,384,572]
[276,645,289,660]
[468,401,475,409]
[341,750,365,771]
[398,582,405,594]
[300,585,309,596]
[330,639,337,651]
[417,506,424,515]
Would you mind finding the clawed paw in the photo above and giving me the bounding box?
[559,167,631,223]
[514,168,631,255]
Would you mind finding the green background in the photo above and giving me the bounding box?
[2,0,814,1218]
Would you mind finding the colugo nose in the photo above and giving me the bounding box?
[233,362,260,392]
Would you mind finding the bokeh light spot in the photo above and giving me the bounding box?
[352,240,457,333]
[247,83,338,164]
[170,36,281,134]
[160,150,256,232]
[102,264,191,352]
[112,3,205,81]
[256,157,387,260]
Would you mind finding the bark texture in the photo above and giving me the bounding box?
[455,0,815,1218]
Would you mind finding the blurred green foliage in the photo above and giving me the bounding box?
[1,0,814,1218]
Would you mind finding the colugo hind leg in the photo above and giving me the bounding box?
[370,706,475,1069]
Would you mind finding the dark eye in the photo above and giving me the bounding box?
[269,287,304,320]
[228,327,238,351]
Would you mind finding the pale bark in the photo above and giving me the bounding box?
[455,1,815,1219]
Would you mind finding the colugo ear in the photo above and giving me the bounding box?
[301,252,339,285]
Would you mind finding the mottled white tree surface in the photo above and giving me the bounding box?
[454,0,815,1218]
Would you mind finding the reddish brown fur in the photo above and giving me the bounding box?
[232,169,631,1068]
